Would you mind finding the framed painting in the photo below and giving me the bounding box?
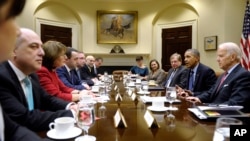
[204,36,217,51]
[97,10,138,44]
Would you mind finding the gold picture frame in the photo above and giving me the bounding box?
[97,10,138,44]
[204,36,217,51]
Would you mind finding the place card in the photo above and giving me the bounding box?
[131,92,137,101]
[144,110,160,128]
[114,85,118,91]
[113,109,127,128]
[115,93,123,101]
[127,89,133,96]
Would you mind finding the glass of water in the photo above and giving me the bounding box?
[214,117,242,141]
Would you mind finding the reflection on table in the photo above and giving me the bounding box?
[39,82,216,141]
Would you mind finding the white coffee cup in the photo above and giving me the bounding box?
[129,82,135,86]
[136,79,141,83]
[49,117,75,136]
[92,86,99,92]
[152,98,164,107]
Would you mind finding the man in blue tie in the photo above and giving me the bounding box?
[177,49,217,96]
[56,47,90,90]
[0,28,77,132]
[186,42,250,113]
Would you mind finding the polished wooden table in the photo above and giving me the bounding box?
[40,83,216,141]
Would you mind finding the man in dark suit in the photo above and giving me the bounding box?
[0,28,76,132]
[80,55,98,84]
[162,53,186,88]
[56,47,90,90]
[93,57,103,77]
[178,49,217,96]
[76,51,94,86]
[186,42,250,113]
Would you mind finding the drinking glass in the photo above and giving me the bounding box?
[166,87,178,110]
[141,81,148,96]
[75,101,96,141]
[213,117,242,141]
[165,110,176,132]
[98,85,107,118]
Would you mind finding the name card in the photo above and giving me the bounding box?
[113,109,127,128]
[127,89,133,96]
[115,93,123,101]
[144,110,160,128]
[114,85,118,91]
[131,92,137,101]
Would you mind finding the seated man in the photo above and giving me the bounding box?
[93,57,103,77]
[79,55,98,84]
[0,28,76,131]
[162,53,186,88]
[56,47,90,90]
[178,49,217,96]
[76,51,94,86]
[185,42,250,113]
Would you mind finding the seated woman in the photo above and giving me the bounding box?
[129,56,149,80]
[36,41,87,102]
[147,59,166,85]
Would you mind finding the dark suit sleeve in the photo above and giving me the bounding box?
[226,71,250,112]
[0,71,73,131]
[4,113,51,141]
[56,67,85,90]
[193,67,217,96]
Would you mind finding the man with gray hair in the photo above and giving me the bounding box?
[186,42,250,113]
[79,55,98,84]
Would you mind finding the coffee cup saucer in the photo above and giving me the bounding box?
[47,126,82,140]
[147,106,168,112]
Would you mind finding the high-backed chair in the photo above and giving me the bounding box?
[112,70,129,82]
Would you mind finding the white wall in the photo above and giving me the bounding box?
[16,0,246,71]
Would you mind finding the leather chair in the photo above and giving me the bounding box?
[112,70,129,82]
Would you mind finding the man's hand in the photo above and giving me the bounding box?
[185,96,201,104]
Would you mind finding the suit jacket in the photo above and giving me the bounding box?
[197,64,250,113]
[56,65,85,90]
[37,66,74,101]
[79,64,97,80]
[0,61,73,131]
[180,63,217,96]
[4,111,51,141]
[162,65,186,87]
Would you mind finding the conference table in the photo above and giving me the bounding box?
[39,82,217,141]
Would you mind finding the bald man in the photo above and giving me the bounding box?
[185,42,250,113]
[79,55,98,84]
[0,28,76,131]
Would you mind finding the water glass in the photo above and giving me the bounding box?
[214,117,243,141]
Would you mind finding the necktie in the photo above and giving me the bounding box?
[165,69,176,87]
[70,70,75,84]
[23,77,34,111]
[76,69,81,80]
[216,72,228,93]
[94,67,97,75]
[188,70,194,91]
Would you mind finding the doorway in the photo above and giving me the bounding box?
[41,24,72,47]
[161,26,192,71]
